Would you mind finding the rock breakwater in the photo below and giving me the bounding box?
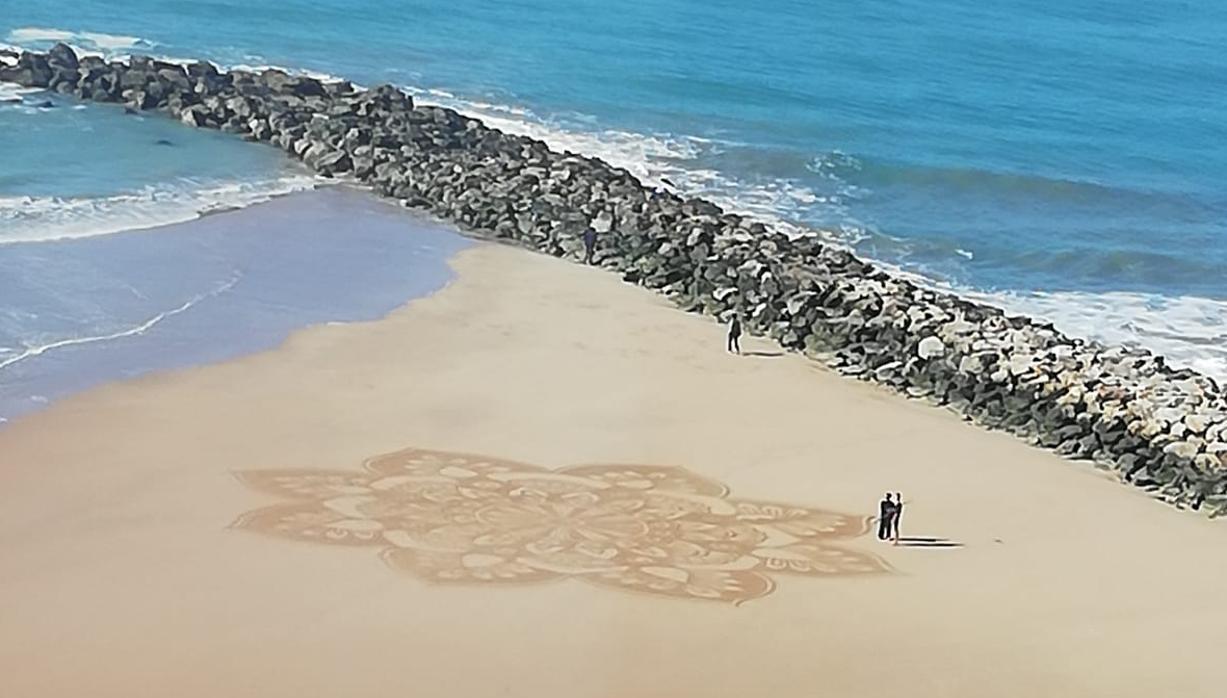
[6,44,1227,515]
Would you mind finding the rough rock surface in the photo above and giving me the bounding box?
[6,44,1227,516]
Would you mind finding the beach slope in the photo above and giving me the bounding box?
[1,243,1224,697]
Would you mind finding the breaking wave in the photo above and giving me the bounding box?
[0,175,319,244]
[5,27,155,55]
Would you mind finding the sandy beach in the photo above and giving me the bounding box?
[2,239,1225,697]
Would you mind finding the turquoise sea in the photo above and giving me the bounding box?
[2,1,1226,388]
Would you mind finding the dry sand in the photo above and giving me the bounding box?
[1,241,1224,697]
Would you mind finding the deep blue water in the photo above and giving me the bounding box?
[2,1,1227,374]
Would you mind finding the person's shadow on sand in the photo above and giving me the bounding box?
[876,493,962,549]
[893,536,963,548]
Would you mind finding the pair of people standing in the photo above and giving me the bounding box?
[877,492,903,544]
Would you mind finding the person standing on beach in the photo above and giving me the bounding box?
[727,315,742,354]
[877,493,896,540]
[583,226,597,265]
[892,492,903,544]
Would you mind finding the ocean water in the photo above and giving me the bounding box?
[2,2,1227,374]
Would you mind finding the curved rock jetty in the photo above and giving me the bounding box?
[6,44,1227,515]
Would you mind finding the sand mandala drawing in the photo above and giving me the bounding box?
[233,448,889,604]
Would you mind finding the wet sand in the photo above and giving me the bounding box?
[1,241,1224,697]
[0,187,467,423]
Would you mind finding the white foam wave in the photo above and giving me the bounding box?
[5,29,349,85]
[974,289,1227,380]
[227,61,350,84]
[0,273,241,373]
[0,175,319,244]
[402,86,1227,380]
[410,87,700,174]
[6,27,76,44]
[408,87,859,246]
[0,33,334,244]
[862,256,1227,380]
[6,27,154,55]
[0,83,41,102]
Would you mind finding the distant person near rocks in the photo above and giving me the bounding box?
[583,226,597,264]
[727,315,742,354]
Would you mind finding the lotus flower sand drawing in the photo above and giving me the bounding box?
[234,448,889,604]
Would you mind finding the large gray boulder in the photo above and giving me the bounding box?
[47,42,79,72]
[0,51,53,87]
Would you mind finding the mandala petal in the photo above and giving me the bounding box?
[752,543,891,576]
[233,469,373,499]
[674,519,767,548]
[517,550,622,574]
[498,477,604,498]
[381,548,562,584]
[383,523,492,552]
[559,465,729,497]
[358,497,455,528]
[582,566,774,604]
[638,492,738,520]
[363,447,547,479]
[657,539,761,567]
[734,499,874,539]
[230,502,384,546]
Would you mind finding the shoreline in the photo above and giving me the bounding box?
[9,37,1227,384]
[3,242,1226,696]
[4,44,1227,511]
[0,186,467,425]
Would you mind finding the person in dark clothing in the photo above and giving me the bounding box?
[583,227,597,264]
[727,315,742,354]
[877,493,897,540]
[892,491,904,544]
